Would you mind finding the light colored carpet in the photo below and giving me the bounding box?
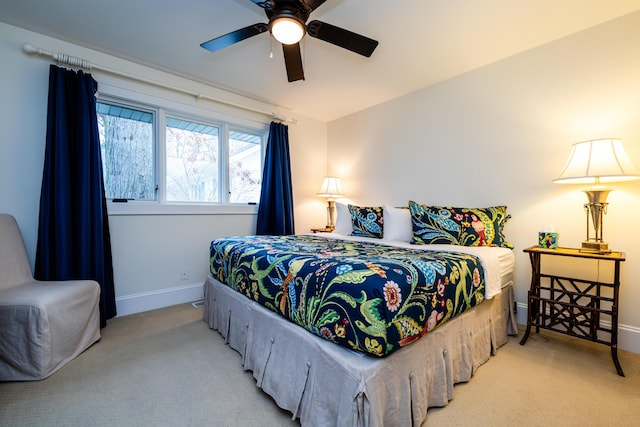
[1,302,639,426]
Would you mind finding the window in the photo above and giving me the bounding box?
[96,99,266,210]
[165,117,219,203]
[97,102,155,200]
[229,130,262,203]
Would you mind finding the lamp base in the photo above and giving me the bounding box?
[326,200,337,230]
[580,240,611,254]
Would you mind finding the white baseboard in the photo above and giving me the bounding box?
[115,282,204,317]
[514,301,528,327]
[514,302,640,354]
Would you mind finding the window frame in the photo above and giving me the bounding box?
[97,91,267,216]
[97,98,158,202]
[226,124,267,204]
[161,111,224,205]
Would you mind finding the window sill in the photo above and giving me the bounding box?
[107,201,259,216]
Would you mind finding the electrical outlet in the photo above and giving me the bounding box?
[180,268,189,281]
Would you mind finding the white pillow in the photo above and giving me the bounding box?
[383,204,413,242]
[334,202,352,235]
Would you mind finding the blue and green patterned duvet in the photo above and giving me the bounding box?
[209,235,485,357]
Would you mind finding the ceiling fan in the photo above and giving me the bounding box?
[200,0,379,82]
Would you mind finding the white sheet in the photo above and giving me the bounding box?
[308,233,515,299]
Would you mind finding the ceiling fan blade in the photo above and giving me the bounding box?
[200,23,268,53]
[282,43,305,82]
[300,0,327,12]
[248,0,276,10]
[307,20,378,57]
[250,0,324,13]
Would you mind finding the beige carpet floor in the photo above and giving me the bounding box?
[1,302,639,426]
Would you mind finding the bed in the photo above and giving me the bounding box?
[203,203,517,426]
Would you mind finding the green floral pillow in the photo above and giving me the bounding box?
[348,204,384,238]
[408,201,513,248]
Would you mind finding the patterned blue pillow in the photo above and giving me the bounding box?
[409,201,513,248]
[348,205,384,238]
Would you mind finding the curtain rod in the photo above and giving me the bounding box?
[22,43,298,124]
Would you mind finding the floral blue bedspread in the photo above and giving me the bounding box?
[209,235,485,357]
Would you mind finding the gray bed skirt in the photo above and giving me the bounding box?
[204,276,517,427]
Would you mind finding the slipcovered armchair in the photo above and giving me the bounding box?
[0,213,101,381]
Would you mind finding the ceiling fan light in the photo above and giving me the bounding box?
[270,16,305,45]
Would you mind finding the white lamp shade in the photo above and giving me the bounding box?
[270,17,305,45]
[554,138,640,184]
[317,176,345,198]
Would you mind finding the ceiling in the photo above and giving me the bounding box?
[2,0,639,122]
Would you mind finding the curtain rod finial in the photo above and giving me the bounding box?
[22,43,37,55]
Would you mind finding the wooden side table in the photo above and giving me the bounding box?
[519,245,626,376]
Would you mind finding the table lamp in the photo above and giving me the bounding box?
[553,138,640,252]
[317,176,344,230]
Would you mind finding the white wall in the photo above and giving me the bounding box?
[4,11,640,354]
[327,11,640,354]
[0,23,328,315]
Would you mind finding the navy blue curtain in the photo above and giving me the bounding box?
[256,121,295,235]
[35,64,116,328]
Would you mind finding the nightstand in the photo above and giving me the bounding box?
[311,227,334,233]
[520,245,626,376]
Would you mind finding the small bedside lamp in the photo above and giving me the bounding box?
[317,176,345,230]
[553,138,640,252]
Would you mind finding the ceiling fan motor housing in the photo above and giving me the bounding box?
[266,1,311,41]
